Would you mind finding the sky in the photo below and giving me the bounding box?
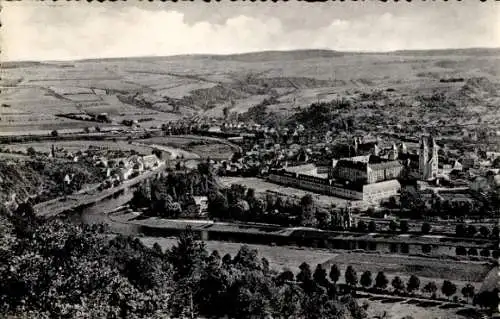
[2,1,500,61]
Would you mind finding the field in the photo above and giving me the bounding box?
[142,136,235,159]
[2,140,154,155]
[219,176,353,207]
[322,253,491,296]
[358,296,474,319]
[140,236,485,319]
[2,49,500,133]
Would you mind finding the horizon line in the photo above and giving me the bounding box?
[3,46,500,64]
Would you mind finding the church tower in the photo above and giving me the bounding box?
[419,135,439,180]
[419,136,429,179]
[429,137,439,179]
[390,143,398,160]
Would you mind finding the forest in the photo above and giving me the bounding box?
[0,203,367,319]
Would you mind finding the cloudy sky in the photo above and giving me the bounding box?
[2,1,499,61]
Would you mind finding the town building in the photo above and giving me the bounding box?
[267,166,401,202]
[329,155,403,184]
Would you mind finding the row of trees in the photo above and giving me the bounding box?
[357,219,498,240]
[297,262,497,309]
[455,223,499,239]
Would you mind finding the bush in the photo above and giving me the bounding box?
[51,130,59,137]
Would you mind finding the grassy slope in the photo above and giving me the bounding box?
[2,49,499,131]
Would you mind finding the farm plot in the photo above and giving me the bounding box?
[154,82,219,99]
[142,136,234,158]
[3,140,154,155]
[358,296,473,319]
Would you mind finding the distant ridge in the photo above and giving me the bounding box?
[3,47,500,65]
[208,49,346,62]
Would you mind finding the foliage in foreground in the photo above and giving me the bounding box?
[0,208,366,319]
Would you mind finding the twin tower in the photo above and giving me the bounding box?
[419,135,439,180]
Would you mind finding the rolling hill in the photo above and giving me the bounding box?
[1,48,500,134]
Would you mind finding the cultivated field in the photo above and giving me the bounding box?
[3,49,500,133]
[142,136,235,159]
[2,140,154,155]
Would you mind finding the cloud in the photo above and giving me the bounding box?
[1,2,499,61]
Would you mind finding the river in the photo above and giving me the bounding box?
[69,187,140,235]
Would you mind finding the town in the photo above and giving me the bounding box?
[1,3,500,317]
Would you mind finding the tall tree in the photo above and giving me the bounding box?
[360,271,372,289]
[374,272,388,290]
[421,222,431,234]
[406,275,420,294]
[422,281,438,297]
[391,276,405,293]
[368,221,377,232]
[344,266,358,288]
[461,284,475,303]
[313,264,328,287]
[296,262,312,283]
[299,194,317,227]
[399,220,409,233]
[441,280,457,299]
[168,226,207,280]
[329,264,341,284]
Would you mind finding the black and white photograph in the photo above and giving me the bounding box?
[1,1,499,318]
